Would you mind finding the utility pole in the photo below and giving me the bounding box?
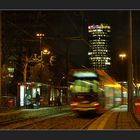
[128,11,133,112]
[0,12,2,97]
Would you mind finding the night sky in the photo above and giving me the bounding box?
[86,11,140,81]
[2,11,140,81]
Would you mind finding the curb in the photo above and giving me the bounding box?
[87,111,114,130]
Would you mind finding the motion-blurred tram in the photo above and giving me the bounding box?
[68,69,126,115]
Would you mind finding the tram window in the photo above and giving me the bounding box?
[88,80,99,93]
[92,80,99,93]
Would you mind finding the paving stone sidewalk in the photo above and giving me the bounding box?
[88,105,140,130]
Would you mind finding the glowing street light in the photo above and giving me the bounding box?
[119,53,126,62]
[36,33,45,48]
[41,49,51,60]
[36,33,45,37]
[41,49,50,55]
[119,53,127,105]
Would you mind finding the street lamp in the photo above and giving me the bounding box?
[36,33,45,48]
[41,49,51,60]
[119,53,127,105]
[41,49,51,64]
[119,53,126,63]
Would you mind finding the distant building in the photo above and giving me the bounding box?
[88,23,111,71]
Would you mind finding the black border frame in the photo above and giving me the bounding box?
[1,130,140,140]
[0,0,140,10]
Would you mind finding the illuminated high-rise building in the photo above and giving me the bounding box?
[88,23,111,71]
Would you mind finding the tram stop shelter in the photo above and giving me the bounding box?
[17,82,69,109]
[17,82,51,109]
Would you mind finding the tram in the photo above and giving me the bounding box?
[68,69,124,115]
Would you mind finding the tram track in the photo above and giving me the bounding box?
[46,117,98,130]
[11,112,75,129]
[80,117,98,129]
[15,114,98,130]
[0,111,74,129]
[41,116,98,130]
[0,110,99,130]
[0,118,31,127]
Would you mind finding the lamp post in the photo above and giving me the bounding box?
[0,12,2,97]
[119,53,126,105]
[128,11,133,113]
[36,33,45,48]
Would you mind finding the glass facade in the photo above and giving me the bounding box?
[88,23,111,70]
